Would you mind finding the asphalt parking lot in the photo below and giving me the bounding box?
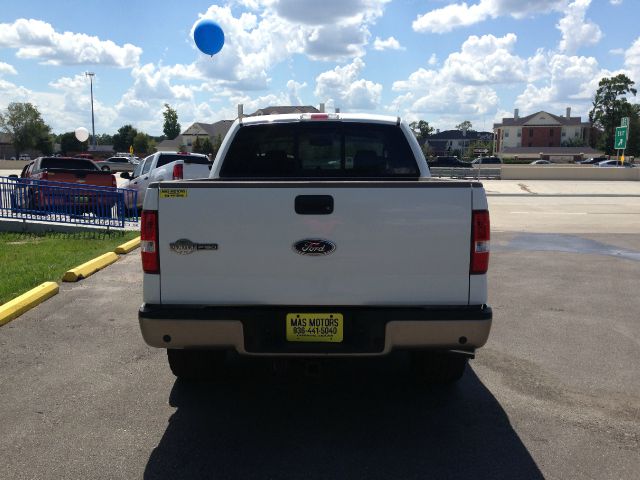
[0,184,639,479]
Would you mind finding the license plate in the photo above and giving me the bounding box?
[75,196,89,203]
[286,313,343,343]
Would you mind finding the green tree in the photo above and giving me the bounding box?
[201,136,214,155]
[589,74,637,154]
[624,104,640,156]
[132,132,150,154]
[96,133,114,145]
[162,104,181,140]
[455,120,474,132]
[112,124,138,152]
[466,139,492,158]
[0,102,52,157]
[37,133,54,155]
[408,120,434,143]
[212,134,223,156]
[192,136,203,154]
[561,137,586,148]
[59,131,88,154]
[147,137,157,154]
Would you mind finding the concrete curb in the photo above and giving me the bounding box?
[115,236,140,254]
[0,282,59,327]
[62,252,119,282]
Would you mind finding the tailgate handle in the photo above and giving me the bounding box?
[295,195,333,215]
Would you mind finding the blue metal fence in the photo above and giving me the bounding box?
[0,176,138,228]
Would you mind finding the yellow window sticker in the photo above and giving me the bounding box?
[160,189,188,199]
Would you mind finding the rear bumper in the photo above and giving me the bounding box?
[139,304,492,356]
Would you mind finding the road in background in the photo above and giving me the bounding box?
[0,189,639,479]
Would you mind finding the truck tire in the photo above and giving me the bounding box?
[410,351,468,385]
[167,349,225,381]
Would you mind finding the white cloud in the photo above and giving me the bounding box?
[442,33,527,84]
[610,48,625,55]
[128,63,195,101]
[390,34,532,126]
[0,74,114,135]
[305,21,371,60]
[47,73,118,133]
[428,54,438,66]
[314,58,382,110]
[624,37,640,81]
[610,0,623,5]
[373,36,404,51]
[515,54,614,116]
[188,1,390,89]
[0,19,141,67]
[557,0,602,54]
[389,31,617,129]
[412,0,566,34]
[0,62,17,76]
[274,0,390,25]
[392,67,499,120]
[286,80,307,105]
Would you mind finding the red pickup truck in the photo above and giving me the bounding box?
[14,157,118,216]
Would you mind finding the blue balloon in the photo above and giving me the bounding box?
[194,19,225,56]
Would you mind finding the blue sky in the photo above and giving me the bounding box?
[1,0,638,136]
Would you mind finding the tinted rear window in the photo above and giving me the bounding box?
[39,158,99,170]
[157,154,209,167]
[220,122,419,178]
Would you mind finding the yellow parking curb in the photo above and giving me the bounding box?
[114,236,140,254]
[0,282,59,327]
[62,252,119,282]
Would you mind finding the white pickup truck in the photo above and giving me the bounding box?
[138,113,492,383]
[120,151,210,211]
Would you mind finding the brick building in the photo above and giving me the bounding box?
[494,108,591,154]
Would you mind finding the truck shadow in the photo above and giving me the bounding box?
[144,353,543,480]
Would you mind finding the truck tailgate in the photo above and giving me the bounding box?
[40,169,114,187]
[157,182,473,306]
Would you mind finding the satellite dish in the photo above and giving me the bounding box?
[194,19,225,56]
[75,127,89,142]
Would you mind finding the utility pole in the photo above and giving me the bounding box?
[85,72,96,150]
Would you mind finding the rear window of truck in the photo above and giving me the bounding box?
[220,122,420,178]
[38,158,99,171]
[156,154,209,167]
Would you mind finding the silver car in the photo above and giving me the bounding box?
[95,156,135,172]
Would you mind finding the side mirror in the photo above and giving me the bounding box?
[120,172,131,179]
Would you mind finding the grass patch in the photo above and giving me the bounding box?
[0,230,139,305]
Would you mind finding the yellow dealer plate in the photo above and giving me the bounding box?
[160,189,188,199]
[286,313,343,343]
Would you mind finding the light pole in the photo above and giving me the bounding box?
[85,72,96,150]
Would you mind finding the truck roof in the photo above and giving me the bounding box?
[236,113,401,127]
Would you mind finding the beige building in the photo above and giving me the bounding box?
[494,108,591,153]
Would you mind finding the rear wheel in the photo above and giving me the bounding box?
[167,349,225,381]
[411,351,468,385]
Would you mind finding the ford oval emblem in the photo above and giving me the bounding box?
[293,239,336,256]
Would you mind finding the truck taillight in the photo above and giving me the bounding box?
[172,163,183,180]
[141,210,159,274]
[111,175,117,188]
[470,210,490,275]
[41,172,48,181]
